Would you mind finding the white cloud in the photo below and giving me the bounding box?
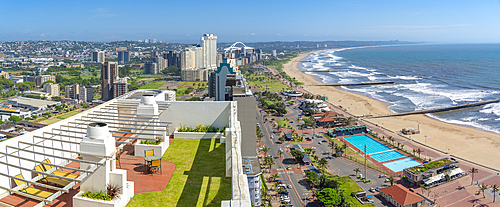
[369,24,472,29]
[91,8,117,17]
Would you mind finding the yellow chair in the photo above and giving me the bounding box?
[13,174,53,200]
[150,159,162,175]
[34,164,71,187]
[41,159,78,179]
[144,149,154,166]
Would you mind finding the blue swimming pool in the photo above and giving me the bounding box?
[383,158,421,172]
[344,135,406,162]
[370,150,406,163]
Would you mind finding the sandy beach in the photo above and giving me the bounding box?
[284,50,500,170]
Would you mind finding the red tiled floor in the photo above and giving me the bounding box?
[0,139,176,206]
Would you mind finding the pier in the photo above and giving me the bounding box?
[365,99,500,118]
[310,81,395,87]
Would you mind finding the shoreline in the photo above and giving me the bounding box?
[283,49,500,170]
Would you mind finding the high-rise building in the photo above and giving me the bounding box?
[149,39,157,44]
[152,54,167,72]
[200,34,217,70]
[101,62,119,101]
[65,84,80,99]
[181,48,196,70]
[144,61,158,75]
[79,85,94,102]
[43,83,60,97]
[195,46,203,69]
[118,51,130,63]
[272,50,277,57]
[208,61,252,101]
[165,51,180,69]
[113,79,128,98]
[92,51,105,63]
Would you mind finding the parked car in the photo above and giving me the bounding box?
[311,147,316,150]
[379,174,387,178]
[385,178,390,183]
[375,187,380,192]
[369,187,375,193]
[318,141,322,144]
[322,140,328,142]
[287,184,292,189]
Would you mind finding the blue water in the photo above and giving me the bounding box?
[343,135,406,162]
[300,44,500,134]
[370,150,406,163]
[383,158,421,172]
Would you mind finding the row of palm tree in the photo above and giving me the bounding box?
[477,183,500,202]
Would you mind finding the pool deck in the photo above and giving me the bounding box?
[339,134,422,175]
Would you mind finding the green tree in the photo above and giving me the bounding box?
[479,183,489,198]
[290,149,304,162]
[320,175,339,189]
[388,175,395,186]
[261,146,269,157]
[8,115,22,123]
[353,168,360,177]
[270,173,279,182]
[491,184,499,202]
[305,171,320,186]
[469,167,479,185]
[51,96,62,102]
[264,157,275,173]
[318,158,329,169]
[185,97,202,101]
[317,188,342,207]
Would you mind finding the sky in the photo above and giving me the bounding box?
[1,0,500,43]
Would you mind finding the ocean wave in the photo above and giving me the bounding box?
[480,103,500,116]
[427,114,500,134]
[388,75,422,80]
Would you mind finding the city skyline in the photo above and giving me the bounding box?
[1,0,500,43]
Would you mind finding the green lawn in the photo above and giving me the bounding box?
[35,110,82,125]
[139,81,167,89]
[127,139,231,207]
[277,119,292,129]
[246,74,291,92]
[176,81,207,95]
[333,176,375,207]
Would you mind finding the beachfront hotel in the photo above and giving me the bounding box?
[0,89,256,207]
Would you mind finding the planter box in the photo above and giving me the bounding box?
[73,192,118,207]
[134,141,169,157]
[174,129,224,139]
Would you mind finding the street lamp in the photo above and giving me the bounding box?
[442,190,449,207]
[425,134,427,160]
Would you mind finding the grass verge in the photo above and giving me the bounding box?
[139,81,167,89]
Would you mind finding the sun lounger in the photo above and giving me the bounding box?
[41,159,78,179]
[13,174,53,200]
[34,164,72,187]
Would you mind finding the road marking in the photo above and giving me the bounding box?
[477,172,499,184]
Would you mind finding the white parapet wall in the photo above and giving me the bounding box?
[134,141,169,157]
[173,129,224,139]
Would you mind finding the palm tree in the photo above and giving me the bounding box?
[342,143,348,157]
[329,142,336,154]
[265,157,275,173]
[397,142,401,149]
[388,176,395,186]
[278,150,283,159]
[416,148,422,159]
[353,168,360,177]
[412,149,416,156]
[492,184,500,202]
[271,173,279,182]
[401,144,405,150]
[318,158,328,169]
[261,146,269,157]
[479,183,489,198]
[469,167,479,185]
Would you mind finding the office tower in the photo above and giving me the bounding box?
[101,62,119,101]
[151,51,158,58]
[195,46,203,69]
[150,39,157,44]
[166,51,180,68]
[43,83,60,97]
[272,50,277,57]
[118,51,130,63]
[92,51,105,63]
[144,61,158,75]
[78,85,94,102]
[65,84,80,99]
[116,47,127,52]
[153,55,167,72]
[200,34,217,70]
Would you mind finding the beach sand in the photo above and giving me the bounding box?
[284,51,500,170]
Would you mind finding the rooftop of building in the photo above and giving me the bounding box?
[234,97,258,157]
[379,184,425,206]
[8,96,59,107]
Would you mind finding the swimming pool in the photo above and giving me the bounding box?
[343,135,406,162]
[383,158,421,172]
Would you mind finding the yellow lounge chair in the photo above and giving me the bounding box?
[13,174,53,200]
[34,164,72,187]
[144,149,154,166]
[41,159,78,179]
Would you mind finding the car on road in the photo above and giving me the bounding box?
[322,140,328,142]
[311,147,316,150]
[375,187,380,192]
[271,135,274,139]
[369,187,375,193]
[287,184,292,189]
[286,166,291,170]
[306,138,311,141]
[318,141,322,144]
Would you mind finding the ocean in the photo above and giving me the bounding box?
[300,44,500,134]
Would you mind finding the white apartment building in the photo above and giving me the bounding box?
[43,83,60,97]
[201,34,217,70]
[91,51,105,63]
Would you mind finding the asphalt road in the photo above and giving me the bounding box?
[257,98,393,207]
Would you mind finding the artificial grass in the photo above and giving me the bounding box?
[127,139,231,207]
